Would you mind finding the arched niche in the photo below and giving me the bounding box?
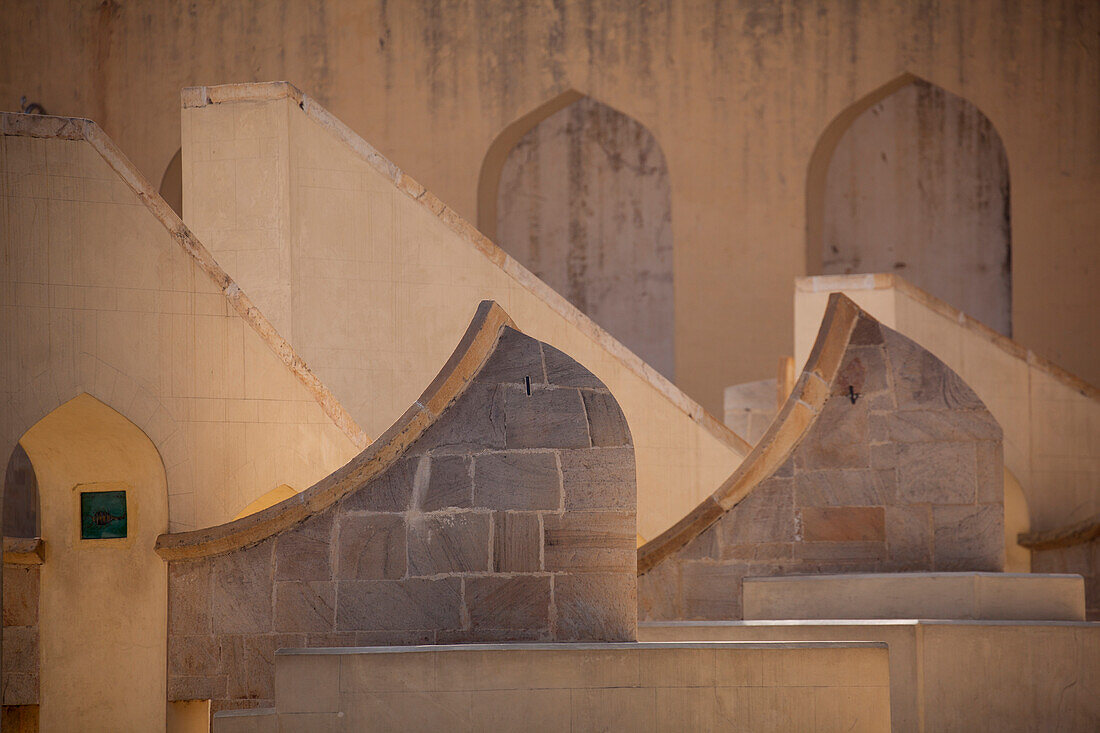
[481,92,676,380]
[159,147,183,218]
[15,393,168,731]
[3,443,39,538]
[807,75,1012,335]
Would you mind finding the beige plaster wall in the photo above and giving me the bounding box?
[2,1,1096,414]
[0,120,360,531]
[496,95,675,380]
[265,643,891,731]
[641,620,1100,732]
[181,86,745,541]
[19,393,167,732]
[822,79,1011,335]
[794,274,1100,531]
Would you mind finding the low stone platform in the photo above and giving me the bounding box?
[742,572,1086,621]
[641,620,1100,731]
[212,641,890,732]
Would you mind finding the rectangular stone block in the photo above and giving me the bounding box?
[680,562,745,620]
[581,390,631,446]
[493,511,541,572]
[339,456,416,512]
[168,633,221,679]
[473,451,560,510]
[2,566,38,627]
[793,541,886,563]
[795,468,894,507]
[275,513,333,581]
[335,513,406,580]
[221,634,303,702]
[897,442,976,504]
[415,382,506,452]
[794,398,869,469]
[407,512,490,575]
[210,541,274,634]
[542,344,605,388]
[885,330,983,410]
[473,326,546,386]
[335,578,462,632]
[932,504,1004,571]
[554,572,636,641]
[886,505,932,569]
[561,446,635,510]
[169,561,212,635]
[880,409,1001,443]
[274,581,336,632]
[543,512,635,572]
[466,576,551,633]
[421,455,472,511]
[504,386,591,448]
[801,507,885,542]
[720,478,796,544]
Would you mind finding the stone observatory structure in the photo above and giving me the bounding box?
[156,301,638,712]
[639,293,1005,619]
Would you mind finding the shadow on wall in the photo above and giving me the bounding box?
[158,147,182,218]
[806,73,1012,336]
[480,90,676,381]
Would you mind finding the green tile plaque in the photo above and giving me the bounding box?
[80,490,127,539]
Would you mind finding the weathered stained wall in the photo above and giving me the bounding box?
[640,310,1004,621]
[2,1,1096,412]
[166,323,637,712]
[497,95,674,380]
[822,79,1011,335]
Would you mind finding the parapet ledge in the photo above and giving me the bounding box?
[153,300,514,561]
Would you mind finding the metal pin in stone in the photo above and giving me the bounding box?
[848,385,861,404]
[525,375,531,396]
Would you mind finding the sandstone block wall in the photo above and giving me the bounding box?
[166,319,637,712]
[640,304,1004,621]
[1,563,38,707]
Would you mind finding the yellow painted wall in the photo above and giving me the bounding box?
[0,131,359,531]
[1,1,1096,413]
[19,394,166,732]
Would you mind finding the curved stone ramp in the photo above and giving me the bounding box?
[156,301,638,712]
[638,293,1005,620]
[180,82,750,543]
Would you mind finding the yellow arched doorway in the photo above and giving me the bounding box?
[17,394,168,731]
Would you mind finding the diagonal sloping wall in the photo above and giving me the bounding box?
[180,81,749,541]
[639,294,1004,620]
[1,112,362,530]
[159,301,637,712]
